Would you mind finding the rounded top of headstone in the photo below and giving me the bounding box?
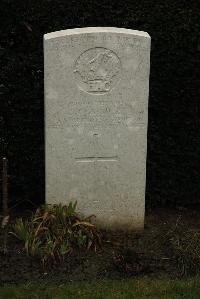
[44,27,150,40]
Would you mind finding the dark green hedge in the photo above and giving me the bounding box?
[0,0,199,208]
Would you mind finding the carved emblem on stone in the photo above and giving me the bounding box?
[74,47,121,94]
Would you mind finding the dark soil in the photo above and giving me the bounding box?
[0,208,199,284]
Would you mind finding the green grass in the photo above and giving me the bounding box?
[1,277,200,299]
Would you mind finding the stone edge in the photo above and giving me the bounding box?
[44,27,150,40]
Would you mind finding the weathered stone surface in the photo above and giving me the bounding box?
[44,27,151,230]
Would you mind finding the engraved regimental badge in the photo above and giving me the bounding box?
[74,47,121,94]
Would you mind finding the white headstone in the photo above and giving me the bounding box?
[44,27,151,230]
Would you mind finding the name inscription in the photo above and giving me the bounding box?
[48,100,145,129]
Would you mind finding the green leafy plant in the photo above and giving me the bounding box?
[11,202,101,265]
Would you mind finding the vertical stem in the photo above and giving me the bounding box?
[2,157,9,253]
[2,157,8,216]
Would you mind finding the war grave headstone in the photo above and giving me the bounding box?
[44,27,151,229]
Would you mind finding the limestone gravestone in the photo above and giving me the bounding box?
[44,27,150,230]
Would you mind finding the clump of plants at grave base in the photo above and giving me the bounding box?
[168,223,200,276]
[10,202,102,265]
